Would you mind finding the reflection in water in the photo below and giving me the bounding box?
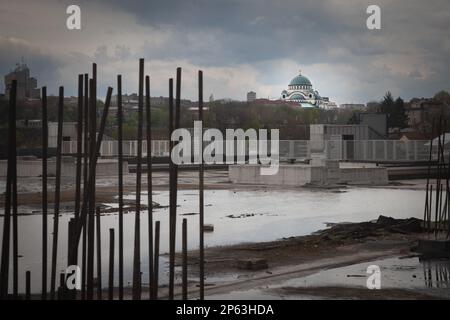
[422,259,450,288]
[0,188,429,293]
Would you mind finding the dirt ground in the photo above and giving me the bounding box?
[163,216,441,300]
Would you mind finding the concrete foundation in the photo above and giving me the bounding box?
[229,162,388,186]
[0,157,129,177]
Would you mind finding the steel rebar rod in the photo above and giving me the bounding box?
[198,70,205,300]
[145,75,154,299]
[154,221,160,300]
[117,74,124,300]
[132,58,144,300]
[50,86,64,299]
[182,218,188,300]
[108,228,115,300]
[96,206,102,300]
[0,80,16,298]
[41,86,48,300]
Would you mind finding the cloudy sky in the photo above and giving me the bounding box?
[0,0,449,104]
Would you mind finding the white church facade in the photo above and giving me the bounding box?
[281,71,336,109]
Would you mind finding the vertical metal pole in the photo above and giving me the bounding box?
[41,86,48,300]
[50,86,64,299]
[108,228,114,300]
[81,73,89,300]
[198,70,205,300]
[0,80,16,298]
[170,67,182,300]
[133,58,144,300]
[424,119,434,233]
[67,218,77,299]
[58,272,66,300]
[117,75,124,300]
[25,271,31,300]
[145,75,154,299]
[87,79,96,300]
[71,83,112,300]
[154,221,160,300]
[182,218,188,300]
[168,78,175,300]
[12,83,18,298]
[96,206,102,299]
[75,75,84,221]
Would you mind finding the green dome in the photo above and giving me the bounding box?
[289,73,312,86]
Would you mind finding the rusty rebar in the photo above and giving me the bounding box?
[41,86,48,300]
[11,83,18,298]
[145,75,154,299]
[50,86,64,299]
[108,228,115,300]
[0,80,16,298]
[96,206,102,300]
[154,220,160,300]
[117,74,124,300]
[168,77,175,299]
[182,218,188,300]
[198,70,205,300]
[81,73,89,299]
[132,58,144,300]
[75,74,84,221]
[86,78,96,300]
[25,271,31,300]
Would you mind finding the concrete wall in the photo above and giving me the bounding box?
[0,158,129,177]
[310,124,370,141]
[229,163,388,186]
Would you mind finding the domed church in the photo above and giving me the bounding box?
[281,71,332,108]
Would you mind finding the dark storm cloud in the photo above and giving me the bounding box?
[0,37,60,93]
[102,0,369,65]
[0,0,449,102]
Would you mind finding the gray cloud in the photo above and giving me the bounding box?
[0,0,449,103]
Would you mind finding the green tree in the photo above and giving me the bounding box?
[380,92,408,129]
[434,90,450,102]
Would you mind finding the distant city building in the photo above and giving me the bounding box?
[356,113,388,137]
[406,98,448,133]
[280,71,335,108]
[247,91,256,102]
[339,103,366,110]
[111,94,193,110]
[48,122,79,148]
[4,62,40,100]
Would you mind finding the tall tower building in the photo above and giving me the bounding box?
[4,62,40,100]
